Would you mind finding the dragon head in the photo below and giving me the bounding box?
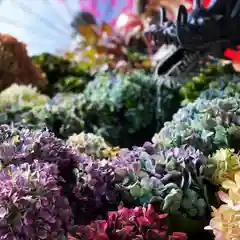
[145,0,240,79]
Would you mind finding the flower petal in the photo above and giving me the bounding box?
[221,180,236,190]
[218,191,232,205]
[204,226,212,230]
[235,171,240,188]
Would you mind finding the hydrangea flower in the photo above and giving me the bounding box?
[67,132,120,159]
[111,144,209,218]
[205,148,240,185]
[153,97,240,155]
[0,84,49,110]
[0,161,73,239]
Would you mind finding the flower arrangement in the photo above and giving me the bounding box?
[1,29,240,238]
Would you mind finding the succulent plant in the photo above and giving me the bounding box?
[69,204,187,240]
[204,148,240,185]
[153,97,240,155]
[67,132,120,159]
[0,160,73,239]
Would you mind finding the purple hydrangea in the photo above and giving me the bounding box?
[0,160,73,239]
[0,128,84,184]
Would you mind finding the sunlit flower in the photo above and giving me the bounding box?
[209,148,240,185]
[205,172,240,239]
[222,171,240,205]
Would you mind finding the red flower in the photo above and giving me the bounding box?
[224,47,240,64]
[72,204,186,239]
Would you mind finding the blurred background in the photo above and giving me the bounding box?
[0,0,140,55]
[0,0,80,55]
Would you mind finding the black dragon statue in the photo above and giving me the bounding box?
[144,0,240,79]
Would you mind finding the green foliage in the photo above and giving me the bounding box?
[179,63,236,105]
[32,52,93,95]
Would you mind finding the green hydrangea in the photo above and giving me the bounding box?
[18,93,86,138]
[83,70,181,147]
[199,75,240,100]
[0,84,49,125]
[67,132,120,159]
[0,84,49,109]
[205,148,240,185]
[114,145,209,218]
[153,97,240,155]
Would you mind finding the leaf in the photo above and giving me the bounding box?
[222,179,236,190]
[129,183,144,197]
